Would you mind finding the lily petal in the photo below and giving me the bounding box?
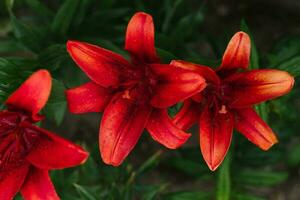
[67,41,134,88]
[21,168,59,200]
[125,12,159,63]
[66,82,113,114]
[6,70,51,117]
[224,69,294,108]
[171,60,220,84]
[234,108,278,150]
[218,31,250,71]
[200,105,233,171]
[173,100,201,131]
[146,109,190,149]
[150,64,207,108]
[99,93,152,166]
[0,163,29,200]
[25,125,88,169]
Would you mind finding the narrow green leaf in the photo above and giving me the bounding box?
[235,169,288,186]
[216,154,231,200]
[287,143,300,167]
[233,194,266,200]
[24,0,54,20]
[5,0,14,12]
[0,39,24,53]
[43,79,67,125]
[163,191,211,200]
[277,55,300,77]
[162,0,183,33]
[38,44,68,71]
[74,184,97,200]
[136,151,162,175]
[156,48,177,63]
[10,14,46,52]
[51,0,80,35]
[73,0,93,26]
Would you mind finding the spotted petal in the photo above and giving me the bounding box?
[224,69,294,108]
[66,82,113,114]
[99,93,152,166]
[200,105,233,171]
[150,64,207,108]
[234,108,278,150]
[146,109,190,149]
[67,41,134,88]
[6,70,51,117]
[218,31,251,71]
[0,163,29,200]
[25,125,88,169]
[125,12,159,63]
[21,168,59,200]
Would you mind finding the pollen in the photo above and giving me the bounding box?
[219,105,227,114]
[122,90,131,99]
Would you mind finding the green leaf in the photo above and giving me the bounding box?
[73,0,94,27]
[0,57,36,103]
[43,79,67,125]
[5,0,14,12]
[164,156,210,177]
[38,44,68,71]
[162,0,183,33]
[10,14,46,52]
[24,0,54,20]
[235,169,288,186]
[139,185,168,200]
[233,194,266,200]
[136,151,162,175]
[163,191,211,200]
[277,55,300,77]
[0,39,24,53]
[51,0,81,35]
[287,143,300,167]
[74,184,97,200]
[157,48,177,63]
[216,154,231,200]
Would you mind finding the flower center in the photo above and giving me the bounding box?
[0,111,40,171]
[120,65,157,102]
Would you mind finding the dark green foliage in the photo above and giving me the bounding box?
[0,0,299,199]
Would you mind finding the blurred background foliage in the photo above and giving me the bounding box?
[0,0,300,199]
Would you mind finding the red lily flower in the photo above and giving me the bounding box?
[172,31,295,171]
[66,12,207,166]
[0,70,88,200]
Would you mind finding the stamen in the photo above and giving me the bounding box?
[219,105,227,114]
[122,90,131,99]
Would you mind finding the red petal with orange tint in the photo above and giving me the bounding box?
[25,125,88,169]
[6,70,51,117]
[150,64,207,108]
[0,163,29,200]
[171,60,220,84]
[99,93,152,166]
[125,12,159,63]
[21,168,59,200]
[234,108,278,150]
[200,105,233,171]
[146,108,190,149]
[67,41,134,88]
[218,31,250,71]
[66,82,113,114]
[224,69,294,108]
[173,100,201,131]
